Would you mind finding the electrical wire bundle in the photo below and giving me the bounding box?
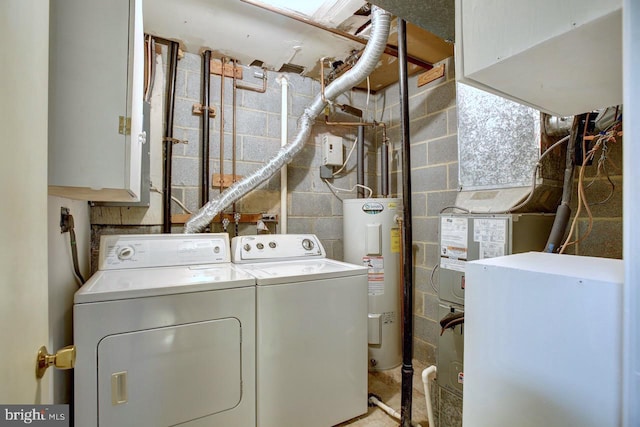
[559,109,622,253]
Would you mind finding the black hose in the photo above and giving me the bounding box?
[163,41,179,233]
[544,115,583,252]
[357,125,365,197]
[398,18,415,427]
[67,214,86,286]
[201,50,212,206]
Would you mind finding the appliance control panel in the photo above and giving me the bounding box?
[231,234,326,263]
[98,233,230,270]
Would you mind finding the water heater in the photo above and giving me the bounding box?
[343,198,402,370]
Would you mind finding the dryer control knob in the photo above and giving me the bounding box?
[269,241,277,249]
[117,246,135,260]
[256,243,264,250]
[243,243,251,252]
[302,238,314,251]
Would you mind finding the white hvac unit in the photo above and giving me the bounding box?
[343,198,402,370]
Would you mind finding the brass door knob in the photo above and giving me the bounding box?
[36,345,76,379]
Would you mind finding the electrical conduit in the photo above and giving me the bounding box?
[184,6,391,233]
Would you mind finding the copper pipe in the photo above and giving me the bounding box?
[236,69,267,93]
[232,59,238,227]
[219,57,226,194]
[240,0,433,71]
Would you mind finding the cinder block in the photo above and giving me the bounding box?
[235,108,268,136]
[428,135,458,165]
[290,192,333,216]
[426,80,456,114]
[413,314,439,345]
[411,111,447,143]
[411,165,448,192]
[411,192,427,217]
[427,191,459,217]
[314,217,343,239]
[241,136,281,162]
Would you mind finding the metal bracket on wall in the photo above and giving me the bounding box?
[192,103,217,117]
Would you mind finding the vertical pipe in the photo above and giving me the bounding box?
[232,59,238,233]
[219,57,226,193]
[398,19,414,427]
[280,76,289,233]
[381,131,389,197]
[163,41,179,233]
[357,125,365,198]
[201,50,211,206]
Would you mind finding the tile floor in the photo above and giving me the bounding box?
[337,360,432,427]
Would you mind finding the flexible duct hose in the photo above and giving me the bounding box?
[184,6,391,233]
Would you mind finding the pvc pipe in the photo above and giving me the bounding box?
[279,75,289,233]
[368,395,423,427]
[422,365,437,427]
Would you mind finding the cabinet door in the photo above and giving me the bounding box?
[49,0,143,201]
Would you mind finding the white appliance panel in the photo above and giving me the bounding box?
[75,264,254,303]
[464,252,623,427]
[98,319,241,426]
[256,275,368,427]
[237,258,367,285]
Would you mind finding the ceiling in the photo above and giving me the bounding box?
[144,0,454,91]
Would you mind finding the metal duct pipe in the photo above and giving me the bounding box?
[357,125,365,198]
[397,18,415,427]
[201,50,212,206]
[163,41,179,233]
[184,6,392,233]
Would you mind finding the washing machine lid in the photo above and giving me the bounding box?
[75,264,255,303]
[237,258,367,286]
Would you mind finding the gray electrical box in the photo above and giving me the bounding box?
[438,213,554,305]
[437,303,464,397]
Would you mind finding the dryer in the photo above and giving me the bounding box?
[231,234,368,427]
[74,233,256,427]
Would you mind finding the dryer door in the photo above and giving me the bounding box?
[97,318,241,426]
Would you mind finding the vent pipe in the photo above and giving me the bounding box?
[184,6,391,233]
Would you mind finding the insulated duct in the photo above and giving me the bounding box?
[184,6,391,233]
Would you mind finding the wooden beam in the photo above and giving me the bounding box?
[417,64,446,88]
[172,212,277,225]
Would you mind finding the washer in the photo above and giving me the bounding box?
[231,234,368,427]
[74,233,256,427]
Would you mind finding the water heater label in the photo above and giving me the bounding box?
[390,228,400,253]
[363,256,384,295]
[362,202,384,214]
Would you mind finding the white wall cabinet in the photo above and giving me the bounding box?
[49,0,144,202]
[455,0,622,116]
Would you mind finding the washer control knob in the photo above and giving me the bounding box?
[256,243,264,250]
[213,246,221,254]
[243,243,251,252]
[117,246,135,260]
[301,238,314,251]
[269,241,277,249]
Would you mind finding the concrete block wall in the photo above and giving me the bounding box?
[91,49,381,261]
[571,134,623,259]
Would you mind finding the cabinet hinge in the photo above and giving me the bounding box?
[118,116,131,135]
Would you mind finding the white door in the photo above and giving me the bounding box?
[0,0,52,404]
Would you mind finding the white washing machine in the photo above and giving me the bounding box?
[231,234,368,427]
[74,233,256,427]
